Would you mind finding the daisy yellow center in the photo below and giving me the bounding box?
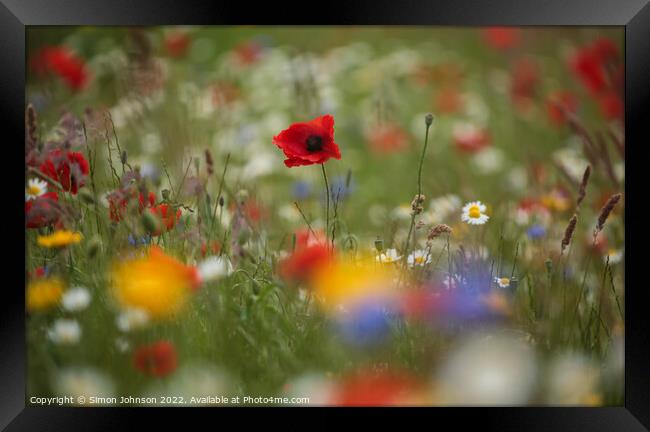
[28,184,42,195]
[499,277,510,286]
[468,205,481,219]
[415,256,425,264]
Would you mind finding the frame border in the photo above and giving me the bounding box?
[3,0,649,429]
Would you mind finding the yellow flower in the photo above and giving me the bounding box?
[111,246,200,319]
[27,277,65,311]
[37,230,83,248]
[310,257,397,311]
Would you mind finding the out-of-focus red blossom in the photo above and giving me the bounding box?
[511,57,539,110]
[149,204,182,236]
[597,91,623,120]
[483,27,521,50]
[434,87,464,114]
[589,231,609,254]
[31,46,89,91]
[546,91,579,126]
[241,199,267,224]
[108,190,156,222]
[211,81,240,108]
[200,241,221,257]
[233,40,263,65]
[334,372,425,406]
[164,31,191,58]
[133,341,178,377]
[273,115,341,168]
[399,289,438,321]
[569,37,622,100]
[39,149,89,195]
[452,124,490,154]
[25,192,60,228]
[367,124,410,154]
[278,229,332,283]
[28,267,47,280]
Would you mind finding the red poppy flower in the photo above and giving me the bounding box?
[367,124,410,154]
[133,341,178,377]
[434,87,464,114]
[279,230,332,283]
[334,372,423,406]
[597,91,623,120]
[39,149,89,195]
[164,31,191,58]
[273,115,341,168]
[233,40,263,66]
[570,45,607,95]
[452,124,490,154]
[25,192,60,228]
[546,91,579,126]
[511,57,538,110]
[483,27,521,50]
[108,190,156,222]
[148,204,182,236]
[31,46,89,91]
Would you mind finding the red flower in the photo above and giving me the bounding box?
[511,57,538,110]
[148,204,182,236]
[164,31,191,58]
[570,44,607,95]
[273,115,341,168]
[133,341,178,377]
[108,190,156,222]
[546,91,579,126]
[279,230,332,283]
[367,124,410,154]
[25,192,60,228]
[39,149,89,195]
[483,27,520,50]
[200,240,221,257]
[452,124,490,154]
[334,372,423,406]
[434,87,464,114]
[233,40,264,66]
[31,46,89,91]
[597,91,623,120]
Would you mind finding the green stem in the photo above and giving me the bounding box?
[320,163,330,248]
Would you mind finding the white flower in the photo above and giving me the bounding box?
[48,319,81,345]
[494,277,511,289]
[25,178,48,201]
[436,333,537,405]
[198,256,233,283]
[61,287,91,312]
[407,249,431,267]
[604,248,623,264]
[472,148,504,175]
[376,248,401,264]
[52,367,116,405]
[116,308,149,332]
[461,201,489,225]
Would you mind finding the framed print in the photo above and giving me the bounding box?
[2,0,650,429]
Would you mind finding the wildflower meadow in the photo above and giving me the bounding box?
[25,26,624,406]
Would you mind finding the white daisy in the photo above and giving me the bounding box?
[494,277,511,289]
[407,249,431,267]
[197,256,233,283]
[376,248,401,264]
[605,248,623,264]
[48,319,81,345]
[25,178,48,201]
[461,201,489,225]
[61,287,91,312]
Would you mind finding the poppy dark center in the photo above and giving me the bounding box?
[305,135,324,152]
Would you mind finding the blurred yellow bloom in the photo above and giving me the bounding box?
[310,258,397,311]
[111,246,200,319]
[27,277,65,311]
[37,230,83,248]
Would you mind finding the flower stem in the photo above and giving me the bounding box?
[403,116,433,268]
[320,163,330,248]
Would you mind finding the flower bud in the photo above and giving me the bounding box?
[374,238,384,252]
[141,211,161,234]
[425,113,434,127]
[86,235,102,258]
[78,189,95,205]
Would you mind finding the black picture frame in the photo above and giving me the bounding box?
[2,0,648,429]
